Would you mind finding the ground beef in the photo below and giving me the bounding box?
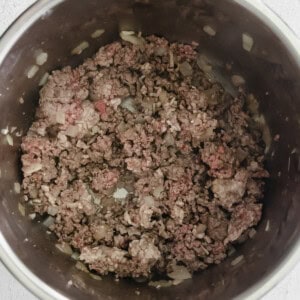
[21,35,268,281]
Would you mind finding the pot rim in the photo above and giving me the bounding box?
[0,1,299,299]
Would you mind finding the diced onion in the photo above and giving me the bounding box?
[10,127,17,133]
[1,126,9,135]
[111,98,122,110]
[26,65,39,78]
[113,188,128,200]
[247,94,259,115]
[167,265,192,281]
[120,30,135,36]
[155,47,167,56]
[134,277,148,283]
[262,126,272,154]
[71,252,80,260]
[29,213,36,220]
[253,114,271,154]
[120,31,145,46]
[265,220,270,232]
[6,134,13,146]
[14,182,21,194]
[75,261,89,273]
[231,75,245,87]
[65,125,80,137]
[55,242,73,256]
[197,233,205,239]
[71,274,86,289]
[143,196,154,206]
[196,224,207,239]
[36,51,48,65]
[56,111,66,124]
[149,280,174,288]
[196,55,213,73]
[242,33,254,52]
[201,245,209,255]
[291,148,298,154]
[248,228,257,239]
[67,280,73,287]
[39,72,49,86]
[93,197,101,205]
[89,273,102,280]
[25,163,42,175]
[172,279,185,286]
[47,206,58,216]
[121,97,136,113]
[41,185,49,192]
[124,211,133,225]
[93,225,108,240]
[71,41,89,55]
[43,216,55,227]
[169,50,174,68]
[91,29,105,39]
[179,61,193,77]
[196,224,207,233]
[231,255,244,266]
[18,203,26,216]
[15,130,23,137]
[228,245,236,257]
[203,25,216,36]
[153,185,164,198]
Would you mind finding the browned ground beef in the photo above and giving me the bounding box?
[21,35,268,280]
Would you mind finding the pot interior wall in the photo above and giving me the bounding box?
[0,0,300,299]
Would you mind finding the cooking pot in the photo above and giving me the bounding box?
[0,0,300,299]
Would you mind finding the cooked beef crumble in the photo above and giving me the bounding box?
[21,35,268,280]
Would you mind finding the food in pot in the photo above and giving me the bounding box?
[21,35,268,283]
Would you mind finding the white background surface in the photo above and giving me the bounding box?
[0,0,300,299]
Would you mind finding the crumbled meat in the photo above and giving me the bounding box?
[226,203,262,243]
[128,236,161,271]
[80,236,161,278]
[91,168,119,191]
[21,35,268,281]
[212,169,249,210]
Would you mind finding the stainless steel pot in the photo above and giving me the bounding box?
[0,0,300,299]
